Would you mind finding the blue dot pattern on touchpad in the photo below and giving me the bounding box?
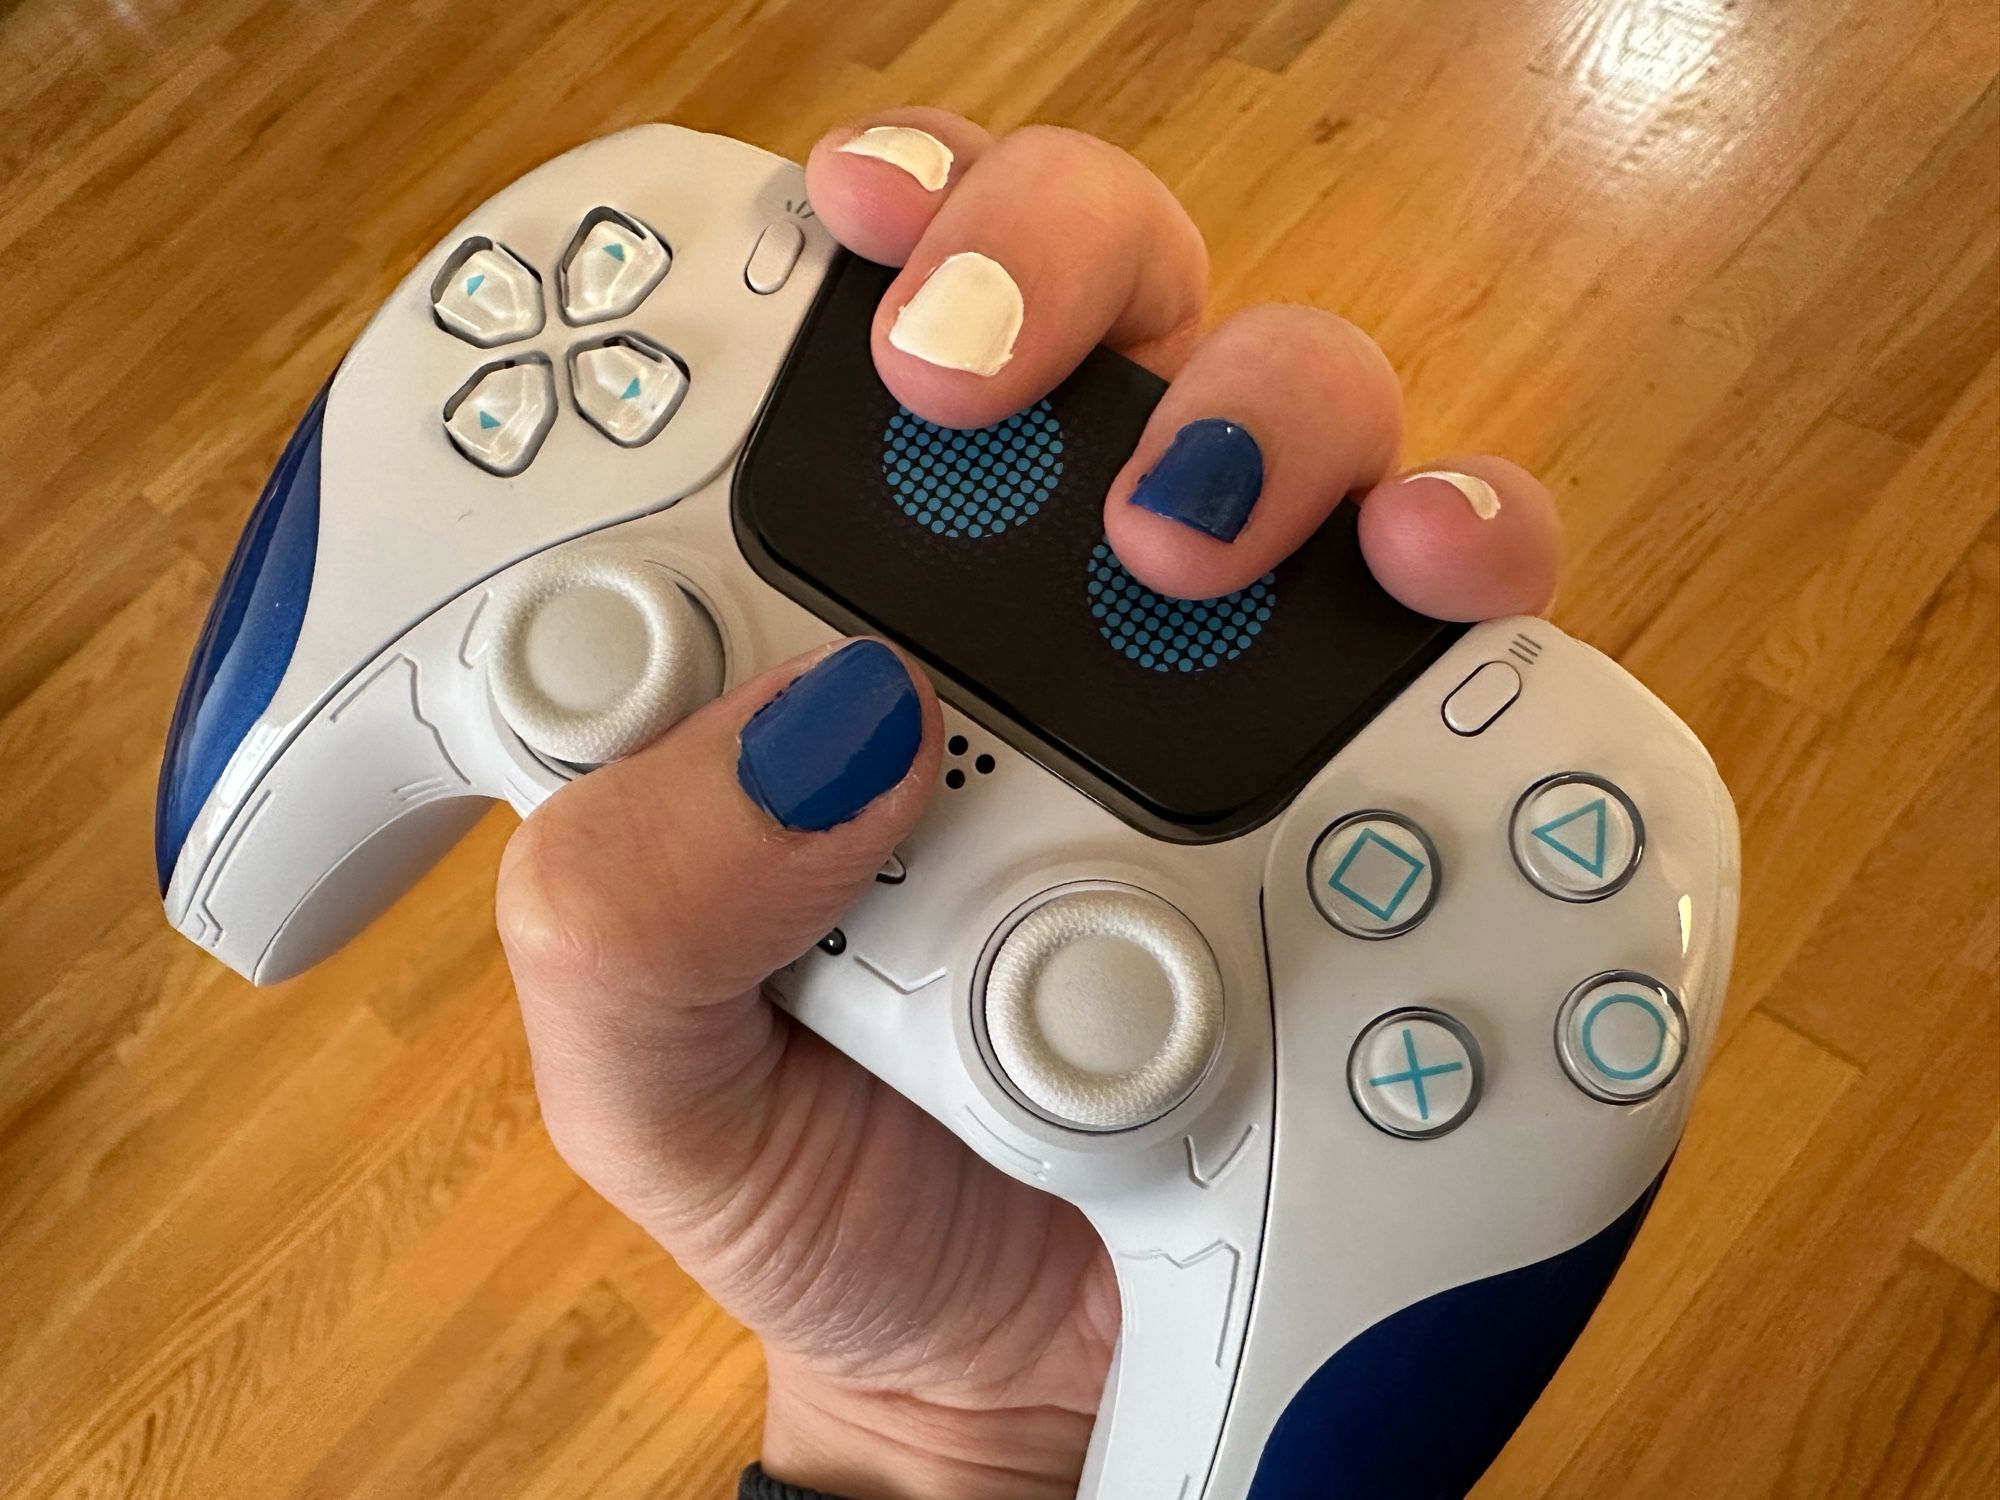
[1088,541,1275,673]
[882,401,1065,537]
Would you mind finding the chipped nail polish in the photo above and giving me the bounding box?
[1128,419,1265,542]
[1407,469,1502,520]
[836,125,955,191]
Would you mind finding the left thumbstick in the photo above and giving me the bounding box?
[488,550,724,768]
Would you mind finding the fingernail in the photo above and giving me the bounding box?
[737,641,923,832]
[836,125,955,191]
[1127,419,1264,541]
[887,252,1023,376]
[1406,469,1502,520]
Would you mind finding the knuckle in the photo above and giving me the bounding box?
[1223,300,1360,351]
[1003,121,1125,169]
[493,808,619,990]
[1221,303,1399,393]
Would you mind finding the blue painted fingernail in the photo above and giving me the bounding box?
[737,641,923,832]
[1127,418,1264,542]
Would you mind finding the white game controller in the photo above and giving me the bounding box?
[157,126,1741,1498]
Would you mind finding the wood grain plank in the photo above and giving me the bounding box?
[1918,1118,2000,1295]
[1777,1245,2000,1500]
[1746,351,2000,713]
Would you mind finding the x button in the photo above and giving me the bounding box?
[1348,1009,1483,1139]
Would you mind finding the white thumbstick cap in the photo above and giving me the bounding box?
[488,550,723,767]
[982,886,1224,1132]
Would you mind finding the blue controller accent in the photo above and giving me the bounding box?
[1246,1169,1668,1499]
[881,400,1064,538]
[154,381,329,892]
[1087,541,1274,674]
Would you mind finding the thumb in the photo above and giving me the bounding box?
[495,638,939,1208]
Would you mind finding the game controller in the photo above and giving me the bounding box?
[156,125,1741,1498]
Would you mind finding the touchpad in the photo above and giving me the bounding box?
[735,253,1461,839]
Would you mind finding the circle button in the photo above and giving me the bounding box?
[1511,773,1644,901]
[1348,1009,1483,1139]
[1308,812,1440,938]
[981,887,1224,1132]
[1555,972,1687,1103]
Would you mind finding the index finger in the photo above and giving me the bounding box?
[808,118,1209,429]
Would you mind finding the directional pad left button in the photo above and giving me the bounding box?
[432,238,544,347]
[444,357,556,476]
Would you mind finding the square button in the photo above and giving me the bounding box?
[1309,812,1440,938]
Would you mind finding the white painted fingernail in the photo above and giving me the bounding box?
[1408,469,1502,520]
[836,125,955,191]
[888,252,1023,376]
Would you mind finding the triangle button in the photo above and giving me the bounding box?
[1531,797,1608,877]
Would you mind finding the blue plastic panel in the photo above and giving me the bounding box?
[155,381,329,892]
[1246,1169,1668,1499]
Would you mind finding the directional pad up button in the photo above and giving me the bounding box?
[560,208,670,324]
[1511,773,1644,902]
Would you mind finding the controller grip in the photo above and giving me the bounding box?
[1240,1171,1666,1498]
[166,650,491,983]
[1078,1234,1256,1500]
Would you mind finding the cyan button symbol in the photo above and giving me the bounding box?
[1531,797,1608,876]
[1580,992,1668,1080]
[1329,830,1425,922]
[1365,1027,1465,1122]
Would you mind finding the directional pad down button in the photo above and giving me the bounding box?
[443,356,556,476]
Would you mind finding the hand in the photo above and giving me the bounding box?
[496,109,1562,1500]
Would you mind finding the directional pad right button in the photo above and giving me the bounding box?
[570,335,689,447]
[1511,772,1644,901]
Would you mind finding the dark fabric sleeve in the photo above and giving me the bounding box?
[739,1462,853,1500]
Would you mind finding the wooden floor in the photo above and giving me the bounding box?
[3,0,1997,1495]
